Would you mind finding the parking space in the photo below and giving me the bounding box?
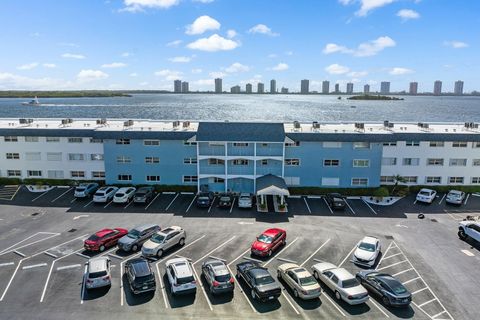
[0,185,20,201]
[285,196,310,215]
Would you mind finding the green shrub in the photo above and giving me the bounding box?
[289,187,378,196]
[0,177,22,185]
[373,187,390,198]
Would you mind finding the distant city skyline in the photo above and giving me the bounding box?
[0,1,478,92]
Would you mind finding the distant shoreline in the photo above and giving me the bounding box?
[0,91,131,98]
[347,94,404,101]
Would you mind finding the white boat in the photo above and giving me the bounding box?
[21,96,41,105]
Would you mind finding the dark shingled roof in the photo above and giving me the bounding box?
[256,174,288,192]
[196,122,285,142]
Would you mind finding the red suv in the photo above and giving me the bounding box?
[84,228,128,252]
[251,228,286,257]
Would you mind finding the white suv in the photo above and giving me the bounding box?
[85,257,111,290]
[458,221,480,242]
[166,257,197,295]
[93,186,118,203]
[141,226,186,258]
[113,187,136,204]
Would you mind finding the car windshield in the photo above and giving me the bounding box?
[76,187,85,192]
[116,193,125,197]
[135,192,146,197]
[256,275,275,285]
[387,281,408,294]
[419,191,431,196]
[177,275,194,284]
[257,234,273,244]
[127,229,140,239]
[359,242,375,252]
[220,196,230,201]
[299,276,317,286]
[89,270,107,278]
[240,196,250,200]
[135,274,154,283]
[448,192,461,198]
[87,234,100,241]
[95,192,105,196]
[342,278,360,288]
[151,234,165,243]
[215,274,231,282]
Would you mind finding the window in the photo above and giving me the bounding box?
[382,142,397,146]
[92,171,105,178]
[261,159,268,165]
[452,141,467,147]
[68,137,83,143]
[426,176,441,184]
[6,153,20,160]
[27,170,42,177]
[116,138,130,145]
[25,152,41,161]
[144,139,160,146]
[233,143,249,147]
[46,137,60,142]
[449,158,467,166]
[353,159,369,167]
[353,142,370,149]
[70,171,85,178]
[284,177,300,186]
[7,170,21,177]
[145,156,160,164]
[427,158,444,166]
[323,141,342,148]
[208,158,225,165]
[403,176,418,183]
[4,136,18,142]
[322,177,340,186]
[260,143,268,147]
[183,140,197,146]
[473,159,480,166]
[146,175,160,182]
[402,158,419,166]
[89,138,103,143]
[449,177,464,184]
[351,178,368,186]
[47,153,62,161]
[285,141,300,147]
[25,136,39,142]
[68,153,85,161]
[118,174,132,181]
[406,141,420,146]
[183,175,198,183]
[380,176,395,183]
[472,177,480,184]
[116,156,131,163]
[90,154,104,161]
[429,141,444,147]
[323,159,340,167]
[285,159,300,166]
[473,142,480,148]
[382,157,397,166]
[212,177,225,183]
[184,157,197,164]
[233,159,248,165]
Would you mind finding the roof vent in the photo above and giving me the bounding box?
[19,118,34,125]
[183,121,190,128]
[123,120,134,127]
[383,120,389,127]
[293,121,301,129]
[354,122,365,130]
[465,122,478,129]
[96,119,107,125]
[312,121,320,129]
[173,120,181,128]
[61,119,69,125]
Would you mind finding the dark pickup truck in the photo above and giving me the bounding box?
[236,261,281,302]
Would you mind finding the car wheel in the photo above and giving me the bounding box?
[277,270,282,279]
[179,238,185,246]
[335,291,341,301]
[294,289,299,298]
[458,229,467,240]
[382,295,390,306]
[251,289,256,300]
[99,245,105,252]
[236,272,240,279]
[313,271,319,280]
[132,244,138,252]
[156,249,163,258]
[268,250,272,257]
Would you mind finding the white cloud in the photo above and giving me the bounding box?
[389,67,414,75]
[101,62,127,68]
[209,71,226,78]
[272,63,289,71]
[154,69,183,80]
[357,0,396,17]
[397,9,420,20]
[121,52,133,57]
[62,53,86,59]
[226,29,237,39]
[77,69,109,82]
[129,73,138,77]
[187,34,239,52]
[192,0,214,3]
[268,54,278,58]
[42,63,56,68]
[325,64,350,74]
[122,0,180,12]
[323,36,396,57]
[348,71,368,77]
[193,79,214,86]
[248,24,279,36]
[191,68,203,74]
[0,72,74,90]
[186,15,221,35]
[166,40,183,47]
[443,41,469,49]
[285,51,293,56]
[225,62,250,73]
[168,56,192,63]
[17,62,39,70]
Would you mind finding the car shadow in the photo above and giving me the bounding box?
[461,237,480,252]
[122,274,155,306]
[370,294,415,318]
[163,273,196,308]
[236,275,281,313]
[199,273,234,305]
[81,282,110,301]
[277,277,322,310]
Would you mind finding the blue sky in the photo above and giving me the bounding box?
[0,0,478,92]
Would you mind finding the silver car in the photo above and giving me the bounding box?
[141,226,186,258]
[446,190,466,205]
[277,263,321,299]
[238,193,253,208]
[311,262,369,305]
[118,224,160,252]
[85,257,111,290]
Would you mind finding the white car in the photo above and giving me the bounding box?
[446,190,466,205]
[238,193,253,208]
[352,236,381,267]
[141,226,186,258]
[458,221,480,242]
[93,186,119,203]
[113,187,136,204]
[311,262,369,305]
[416,188,437,204]
[277,263,321,299]
[85,257,111,290]
[166,257,197,295]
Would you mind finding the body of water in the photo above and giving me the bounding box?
[0,94,479,122]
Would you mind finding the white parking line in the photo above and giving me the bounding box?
[377,259,408,271]
[70,198,77,204]
[362,199,378,215]
[103,200,113,209]
[0,262,14,267]
[464,193,470,205]
[186,195,197,213]
[44,251,58,258]
[165,193,179,211]
[323,198,334,214]
[418,297,436,308]
[32,188,55,202]
[163,191,176,195]
[124,200,134,209]
[0,232,61,255]
[303,197,312,214]
[413,200,418,205]
[263,237,299,267]
[300,238,331,267]
[281,291,300,315]
[321,290,347,317]
[461,249,475,256]
[56,264,81,271]
[145,193,161,210]
[51,187,73,203]
[382,252,402,260]
[369,298,390,318]
[227,248,252,267]
[80,264,87,304]
[193,236,236,265]
[75,252,90,259]
[411,287,428,295]
[83,200,94,208]
[229,197,236,213]
[22,263,48,270]
[191,266,213,311]
[392,268,414,277]
[13,250,26,257]
[438,194,446,204]
[402,276,421,285]
[338,244,358,267]
[208,197,216,213]
[344,199,356,215]
[156,261,169,309]
[432,310,447,319]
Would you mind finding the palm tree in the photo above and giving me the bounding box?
[392,174,407,195]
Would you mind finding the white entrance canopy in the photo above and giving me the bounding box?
[256,174,290,196]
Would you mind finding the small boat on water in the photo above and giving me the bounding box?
[21,96,41,106]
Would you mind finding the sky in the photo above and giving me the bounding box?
[0,0,478,93]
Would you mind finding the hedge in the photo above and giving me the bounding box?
[289,185,480,196]
[289,187,379,196]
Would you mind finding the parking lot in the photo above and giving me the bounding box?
[0,187,479,320]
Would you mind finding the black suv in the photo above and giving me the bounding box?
[218,193,233,208]
[196,192,214,208]
[133,186,155,204]
[236,261,281,302]
[324,193,346,210]
[125,258,156,294]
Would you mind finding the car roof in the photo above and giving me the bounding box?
[448,190,463,194]
[88,257,109,273]
[239,193,251,197]
[158,226,182,235]
[250,267,270,278]
[117,187,133,192]
[360,236,378,244]
[313,261,337,272]
[128,258,151,276]
[166,258,192,276]
[282,263,310,277]
[331,268,355,281]
[419,188,434,192]
[263,228,284,236]
[95,228,114,237]
[205,260,229,276]
[132,224,157,232]
[137,186,153,192]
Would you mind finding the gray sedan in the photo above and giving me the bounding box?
[118,224,160,252]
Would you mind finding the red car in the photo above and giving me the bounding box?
[84,228,128,252]
[251,228,287,257]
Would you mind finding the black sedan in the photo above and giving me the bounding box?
[196,191,214,208]
[324,193,346,210]
[218,193,233,208]
[236,261,281,302]
[356,271,411,307]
